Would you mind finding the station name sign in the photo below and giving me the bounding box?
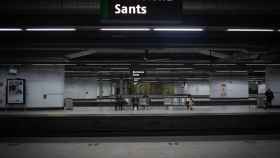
[101,0,182,20]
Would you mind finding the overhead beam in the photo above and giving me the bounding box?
[65,49,97,59]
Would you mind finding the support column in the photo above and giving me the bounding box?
[120,79,124,95]
[266,67,280,106]
[98,79,103,98]
[124,80,128,95]
[109,81,113,96]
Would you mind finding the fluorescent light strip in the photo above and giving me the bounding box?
[153,28,204,32]
[133,71,145,74]
[214,64,236,66]
[184,78,208,80]
[249,77,265,79]
[227,29,274,32]
[100,28,151,31]
[194,64,211,66]
[111,68,129,70]
[268,64,280,66]
[86,64,130,66]
[156,68,193,70]
[246,64,266,66]
[216,71,247,73]
[0,64,22,66]
[0,28,23,31]
[65,71,92,73]
[26,28,76,31]
[140,64,184,66]
[32,64,76,66]
[98,71,129,73]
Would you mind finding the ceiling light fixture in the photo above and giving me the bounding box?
[216,70,248,73]
[214,64,237,66]
[153,28,204,31]
[140,64,184,66]
[193,64,211,66]
[32,64,76,66]
[227,29,274,32]
[86,64,130,66]
[26,28,76,31]
[246,64,266,66]
[0,28,23,31]
[268,64,280,66]
[65,71,92,73]
[111,68,129,70]
[156,68,193,70]
[100,28,151,31]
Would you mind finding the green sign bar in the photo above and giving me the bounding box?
[100,0,109,18]
[100,0,182,20]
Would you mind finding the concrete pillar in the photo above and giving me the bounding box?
[266,67,280,106]
[120,79,124,95]
[99,79,103,98]
[109,81,113,96]
[124,80,128,95]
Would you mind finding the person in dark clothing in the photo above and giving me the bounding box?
[265,89,274,109]
[132,96,139,111]
[115,95,123,111]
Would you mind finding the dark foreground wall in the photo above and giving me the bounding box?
[1,113,280,137]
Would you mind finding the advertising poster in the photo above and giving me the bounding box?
[6,79,25,104]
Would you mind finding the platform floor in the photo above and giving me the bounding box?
[1,105,280,116]
[1,135,280,158]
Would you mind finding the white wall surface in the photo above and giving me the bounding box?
[174,81,210,96]
[258,84,266,94]
[65,77,98,99]
[210,74,249,98]
[100,81,113,97]
[266,67,280,106]
[65,78,113,99]
[0,66,65,108]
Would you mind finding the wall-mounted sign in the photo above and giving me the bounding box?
[6,79,25,104]
[101,0,182,20]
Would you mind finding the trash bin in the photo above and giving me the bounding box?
[64,98,74,110]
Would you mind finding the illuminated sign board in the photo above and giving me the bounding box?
[101,0,182,20]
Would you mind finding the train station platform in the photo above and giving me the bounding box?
[1,135,280,158]
[1,105,280,137]
[0,105,278,116]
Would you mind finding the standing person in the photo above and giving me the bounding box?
[265,88,274,109]
[119,95,124,111]
[185,95,194,111]
[132,96,139,111]
[115,95,123,111]
[185,95,190,111]
[189,95,194,111]
[115,95,120,111]
[142,95,150,110]
[145,95,151,110]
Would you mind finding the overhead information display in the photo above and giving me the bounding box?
[101,0,182,20]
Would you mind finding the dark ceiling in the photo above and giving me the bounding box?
[0,0,280,71]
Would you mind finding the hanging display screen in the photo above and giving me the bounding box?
[101,0,182,20]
